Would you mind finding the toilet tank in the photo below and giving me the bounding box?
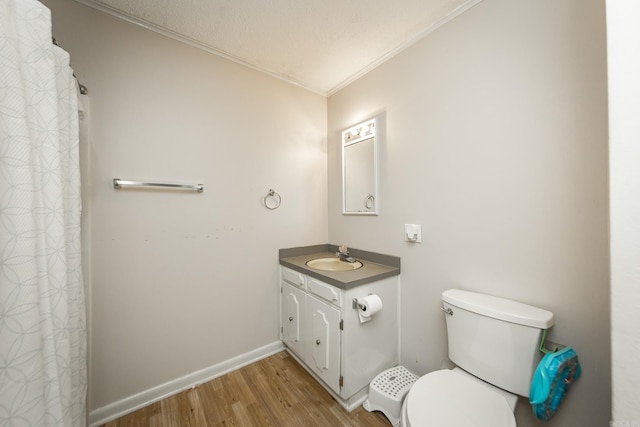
[442,289,554,397]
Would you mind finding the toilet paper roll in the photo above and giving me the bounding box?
[358,294,383,323]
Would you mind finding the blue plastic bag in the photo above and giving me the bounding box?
[529,347,581,421]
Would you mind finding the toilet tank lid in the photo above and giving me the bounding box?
[442,289,554,329]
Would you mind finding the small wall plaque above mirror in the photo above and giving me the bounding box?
[342,118,378,215]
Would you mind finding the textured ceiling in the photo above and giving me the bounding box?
[74,0,481,95]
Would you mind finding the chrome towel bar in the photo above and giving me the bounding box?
[113,178,203,193]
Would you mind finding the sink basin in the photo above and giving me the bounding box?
[306,257,363,271]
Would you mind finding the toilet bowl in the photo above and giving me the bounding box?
[400,368,516,427]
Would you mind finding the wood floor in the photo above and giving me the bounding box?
[100,350,391,427]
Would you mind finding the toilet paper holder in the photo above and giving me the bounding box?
[353,294,383,324]
[352,295,373,311]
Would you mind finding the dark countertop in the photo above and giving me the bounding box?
[279,244,400,290]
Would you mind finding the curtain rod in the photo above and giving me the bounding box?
[52,38,88,95]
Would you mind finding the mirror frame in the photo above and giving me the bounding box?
[342,118,378,215]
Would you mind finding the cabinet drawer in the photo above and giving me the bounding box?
[282,267,306,288]
[308,277,342,307]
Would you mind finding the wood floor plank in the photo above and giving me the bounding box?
[99,351,391,427]
[196,380,231,426]
[159,391,181,427]
[175,388,209,427]
[242,358,298,414]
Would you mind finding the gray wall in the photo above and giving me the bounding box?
[328,1,610,426]
[43,0,328,412]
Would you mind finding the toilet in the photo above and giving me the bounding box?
[401,289,554,427]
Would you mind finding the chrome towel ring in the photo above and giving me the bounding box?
[264,189,281,210]
[364,193,375,210]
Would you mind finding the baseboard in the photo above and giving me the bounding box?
[89,341,285,427]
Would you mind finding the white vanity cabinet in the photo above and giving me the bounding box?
[280,266,399,410]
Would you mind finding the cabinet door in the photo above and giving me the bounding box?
[281,282,306,359]
[307,295,341,393]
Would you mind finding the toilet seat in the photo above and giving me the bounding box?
[404,369,516,427]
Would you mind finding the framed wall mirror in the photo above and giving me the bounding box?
[342,118,378,215]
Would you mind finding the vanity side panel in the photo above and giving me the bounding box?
[341,276,400,398]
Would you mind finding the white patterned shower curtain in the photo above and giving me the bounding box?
[0,0,87,426]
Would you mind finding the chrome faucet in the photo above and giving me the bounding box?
[336,245,357,263]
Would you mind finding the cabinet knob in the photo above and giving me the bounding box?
[289,316,294,322]
[316,339,321,345]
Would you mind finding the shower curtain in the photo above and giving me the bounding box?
[0,0,87,426]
